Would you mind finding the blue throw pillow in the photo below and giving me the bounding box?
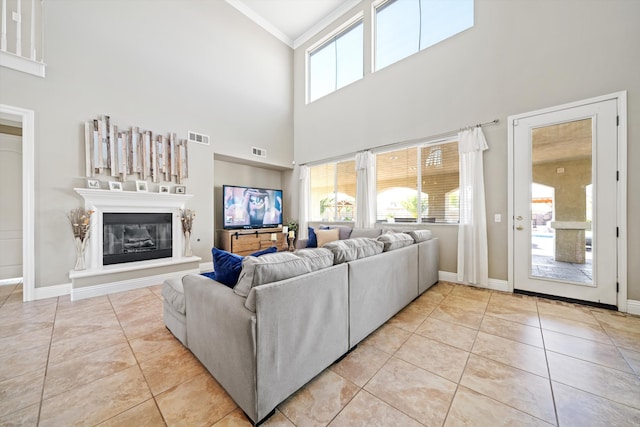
[211,246,278,288]
[251,246,278,257]
[211,247,244,287]
[201,271,216,281]
[307,227,317,248]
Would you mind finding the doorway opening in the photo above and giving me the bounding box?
[0,104,35,302]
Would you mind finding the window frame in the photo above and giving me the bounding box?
[372,0,474,72]
[306,12,364,104]
[373,136,459,224]
[308,157,357,223]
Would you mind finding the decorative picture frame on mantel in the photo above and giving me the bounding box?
[87,179,100,189]
[136,180,148,192]
[159,185,170,194]
[108,181,123,191]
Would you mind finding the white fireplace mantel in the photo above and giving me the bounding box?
[75,188,193,210]
[71,188,200,293]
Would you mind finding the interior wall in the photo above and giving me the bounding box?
[293,0,640,299]
[212,159,283,248]
[0,0,293,289]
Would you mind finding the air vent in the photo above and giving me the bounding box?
[188,131,210,145]
[252,146,267,158]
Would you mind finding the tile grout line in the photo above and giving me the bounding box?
[536,296,561,427]
[108,288,170,427]
[35,294,60,427]
[439,287,483,426]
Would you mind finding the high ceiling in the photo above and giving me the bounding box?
[227,0,357,48]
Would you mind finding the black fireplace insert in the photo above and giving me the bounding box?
[103,213,172,265]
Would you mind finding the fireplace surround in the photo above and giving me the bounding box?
[70,188,200,300]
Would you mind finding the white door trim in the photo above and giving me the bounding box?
[507,91,627,312]
[0,104,35,302]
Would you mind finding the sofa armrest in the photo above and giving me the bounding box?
[182,274,259,422]
[253,263,349,421]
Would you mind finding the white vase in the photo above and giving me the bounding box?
[74,236,87,270]
[184,231,193,257]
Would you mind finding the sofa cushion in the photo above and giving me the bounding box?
[295,248,334,271]
[377,232,415,251]
[243,249,335,312]
[234,252,312,297]
[212,246,277,288]
[319,225,353,240]
[408,229,433,243]
[350,228,382,239]
[162,276,186,315]
[323,237,384,264]
[316,228,340,247]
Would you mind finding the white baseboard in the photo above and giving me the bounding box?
[70,268,200,301]
[199,261,213,273]
[438,271,509,292]
[627,300,640,316]
[33,283,70,300]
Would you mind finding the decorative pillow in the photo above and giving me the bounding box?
[319,225,353,240]
[201,271,216,281]
[377,232,414,251]
[211,246,277,288]
[350,228,382,239]
[316,228,340,247]
[234,252,312,297]
[251,246,278,257]
[295,248,334,271]
[408,230,433,243]
[306,227,318,248]
[323,237,384,264]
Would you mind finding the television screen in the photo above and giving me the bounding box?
[223,185,283,229]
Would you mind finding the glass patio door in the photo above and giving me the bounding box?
[512,99,618,306]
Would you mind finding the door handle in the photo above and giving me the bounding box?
[516,216,523,221]
[516,226,524,230]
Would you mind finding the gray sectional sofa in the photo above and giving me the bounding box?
[162,228,439,425]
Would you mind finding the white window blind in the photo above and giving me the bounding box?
[376,141,459,223]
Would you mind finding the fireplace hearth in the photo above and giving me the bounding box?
[103,213,172,265]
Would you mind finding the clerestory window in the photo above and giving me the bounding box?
[307,17,364,103]
[374,0,474,71]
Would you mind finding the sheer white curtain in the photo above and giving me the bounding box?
[298,165,310,240]
[355,151,376,228]
[457,127,489,286]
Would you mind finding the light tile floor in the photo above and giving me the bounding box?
[1,281,639,426]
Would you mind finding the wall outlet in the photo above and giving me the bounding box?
[494,214,502,223]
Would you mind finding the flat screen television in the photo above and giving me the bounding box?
[223,185,283,229]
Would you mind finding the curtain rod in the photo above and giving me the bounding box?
[299,118,499,167]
